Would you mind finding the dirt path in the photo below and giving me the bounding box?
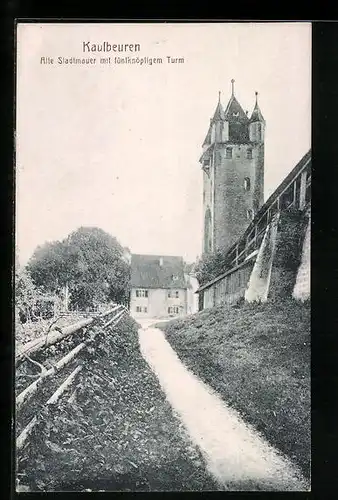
[139,325,310,492]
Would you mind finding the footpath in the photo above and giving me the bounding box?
[139,323,310,492]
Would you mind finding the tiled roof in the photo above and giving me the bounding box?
[224,95,249,123]
[249,102,265,124]
[211,101,225,121]
[202,126,212,147]
[131,254,187,289]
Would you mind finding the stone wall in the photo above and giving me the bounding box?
[213,143,264,254]
[200,208,310,309]
[293,212,310,301]
[268,210,305,301]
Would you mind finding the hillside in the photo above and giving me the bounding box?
[157,298,310,478]
[18,315,217,491]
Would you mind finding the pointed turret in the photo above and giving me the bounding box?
[249,91,265,124]
[249,91,265,143]
[211,91,225,121]
[202,92,224,148]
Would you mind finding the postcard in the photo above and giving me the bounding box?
[15,21,311,492]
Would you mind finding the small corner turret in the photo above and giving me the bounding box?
[249,91,265,143]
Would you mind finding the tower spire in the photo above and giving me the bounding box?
[231,79,235,96]
[249,90,265,124]
[218,90,221,103]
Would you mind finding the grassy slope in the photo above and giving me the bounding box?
[157,298,310,478]
[19,315,218,492]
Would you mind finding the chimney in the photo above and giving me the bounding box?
[159,257,163,267]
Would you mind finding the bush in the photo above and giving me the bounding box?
[195,250,231,286]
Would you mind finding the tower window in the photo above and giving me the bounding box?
[247,148,253,159]
[257,123,262,141]
[226,147,232,159]
[246,209,254,220]
[244,177,251,191]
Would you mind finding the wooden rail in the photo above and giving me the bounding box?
[16,305,122,362]
[16,305,128,451]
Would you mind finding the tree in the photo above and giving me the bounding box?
[27,227,131,310]
[195,250,232,287]
[15,261,40,322]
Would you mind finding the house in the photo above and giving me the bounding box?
[130,254,188,319]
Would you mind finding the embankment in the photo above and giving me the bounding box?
[157,298,310,478]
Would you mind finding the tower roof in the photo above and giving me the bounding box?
[249,92,265,123]
[211,93,225,122]
[202,92,224,147]
[202,126,212,147]
[224,95,249,123]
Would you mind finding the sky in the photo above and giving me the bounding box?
[16,22,311,265]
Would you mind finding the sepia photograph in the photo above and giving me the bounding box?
[15,21,311,492]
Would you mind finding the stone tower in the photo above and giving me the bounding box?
[200,80,265,255]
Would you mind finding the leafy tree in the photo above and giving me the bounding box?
[24,241,69,294]
[195,250,232,286]
[183,261,195,275]
[15,257,40,322]
[27,227,131,310]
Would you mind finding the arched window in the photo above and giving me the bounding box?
[244,177,251,191]
[256,123,262,141]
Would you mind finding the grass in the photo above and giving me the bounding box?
[156,298,310,479]
[18,315,218,491]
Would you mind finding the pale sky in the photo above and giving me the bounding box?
[16,22,311,265]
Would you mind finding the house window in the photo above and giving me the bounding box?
[168,306,179,314]
[247,148,253,160]
[136,289,148,298]
[168,291,171,298]
[175,291,179,298]
[246,209,254,220]
[244,177,251,191]
[226,147,232,159]
[136,306,147,313]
